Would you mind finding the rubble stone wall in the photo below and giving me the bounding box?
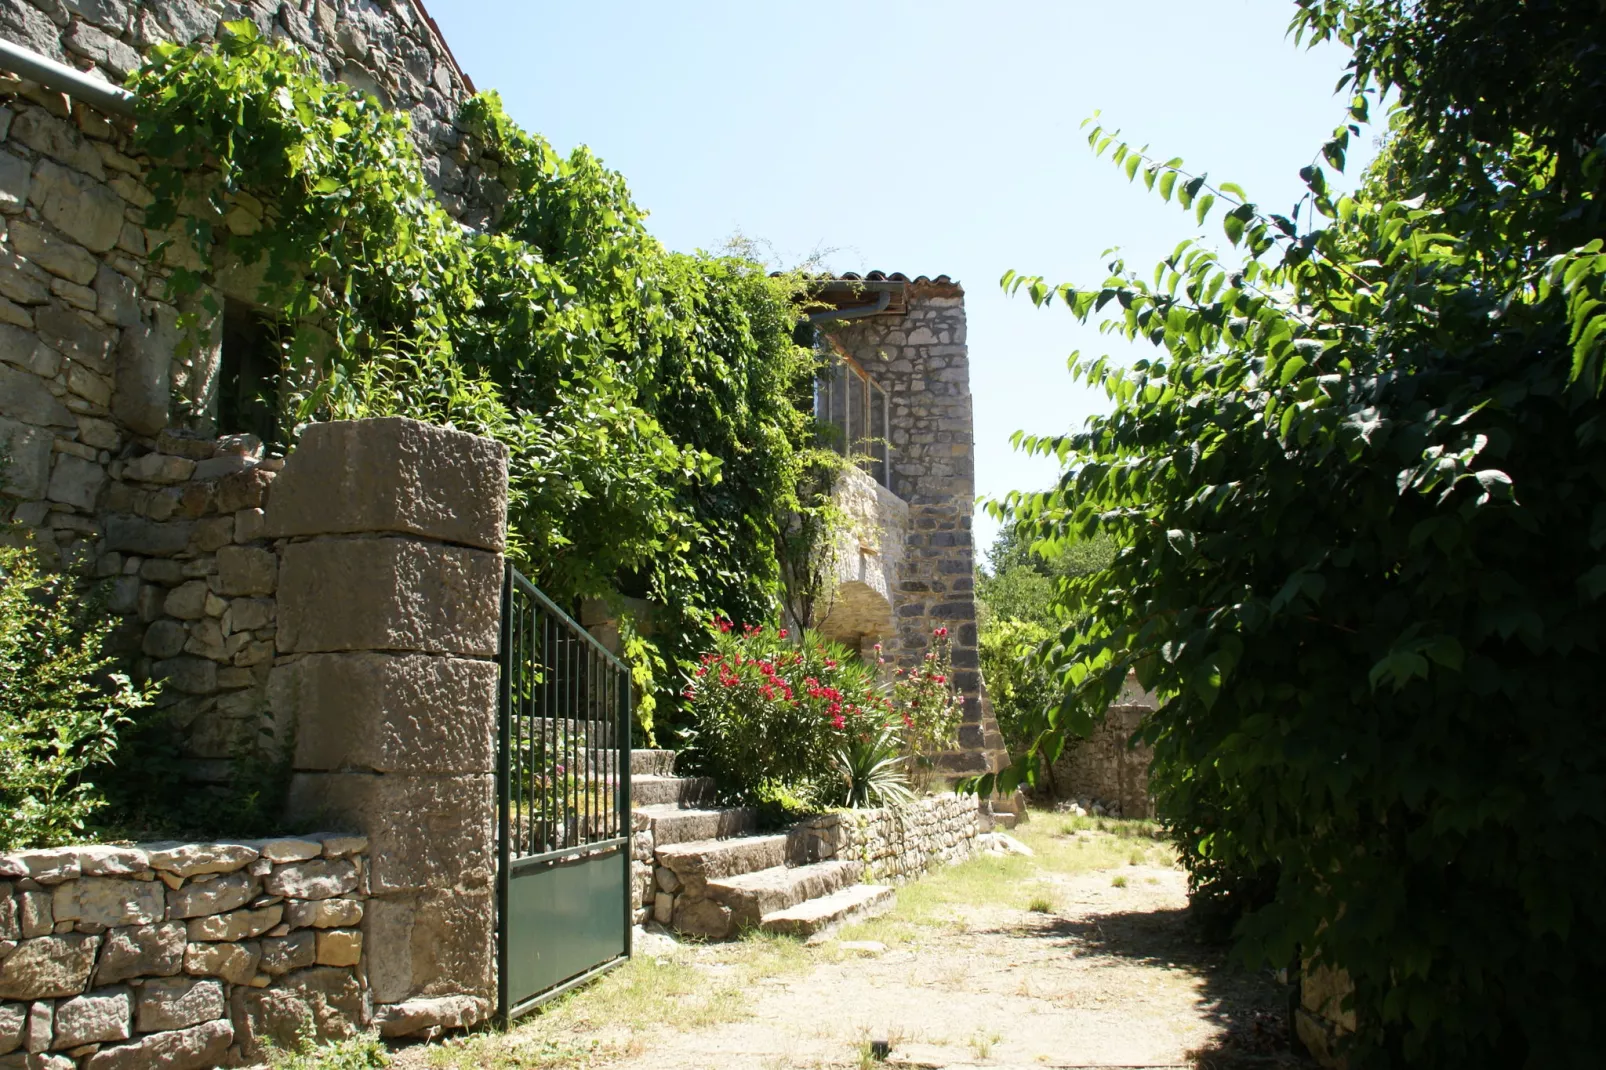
[0,0,497,223]
[789,793,978,882]
[824,283,1010,780]
[1043,705,1155,819]
[0,835,368,1068]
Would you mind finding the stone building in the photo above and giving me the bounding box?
[809,273,1013,788]
[0,0,509,784]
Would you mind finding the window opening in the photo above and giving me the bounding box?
[815,354,890,489]
[219,299,283,449]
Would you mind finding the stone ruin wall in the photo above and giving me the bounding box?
[0,0,509,599]
[1,835,370,1068]
[1039,675,1158,818]
[1042,705,1155,818]
[823,283,1011,782]
[0,416,509,1061]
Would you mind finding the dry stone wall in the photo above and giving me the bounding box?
[0,0,508,627]
[0,834,369,1069]
[1043,705,1155,818]
[789,793,978,882]
[646,795,979,937]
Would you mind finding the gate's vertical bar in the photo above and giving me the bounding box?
[621,662,633,957]
[571,626,584,841]
[496,562,513,1024]
[541,606,553,854]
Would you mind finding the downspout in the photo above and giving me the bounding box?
[0,37,135,117]
[807,289,891,325]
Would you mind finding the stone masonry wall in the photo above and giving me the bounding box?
[824,283,1011,781]
[0,834,368,1069]
[0,0,507,623]
[1043,705,1155,819]
[789,793,978,883]
[0,0,511,780]
[0,0,496,223]
[271,417,506,1038]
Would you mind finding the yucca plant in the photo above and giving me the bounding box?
[832,721,914,809]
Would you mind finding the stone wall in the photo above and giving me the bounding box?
[1040,675,1157,818]
[1043,705,1155,818]
[0,417,506,1065]
[823,281,1011,782]
[0,0,496,222]
[0,0,508,613]
[270,417,505,1037]
[0,834,368,1068]
[643,795,978,938]
[1295,961,1354,1068]
[816,464,907,658]
[789,793,978,883]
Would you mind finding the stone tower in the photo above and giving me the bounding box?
[811,273,1013,787]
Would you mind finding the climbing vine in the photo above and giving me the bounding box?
[130,22,821,735]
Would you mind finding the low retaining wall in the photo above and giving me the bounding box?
[1041,701,1155,819]
[0,835,368,1068]
[790,793,978,882]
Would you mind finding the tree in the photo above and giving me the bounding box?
[984,1,1606,1064]
[976,522,1111,762]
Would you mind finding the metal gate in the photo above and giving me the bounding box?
[497,564,632,1022]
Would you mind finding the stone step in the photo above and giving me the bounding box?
[705,860,864,929]
[631,774,715,808]
[655,833,790,883]
[631,749,677,777]
[635,805,756,847]
[760,883,896,937]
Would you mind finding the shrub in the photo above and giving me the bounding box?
[679,620,895,807]
[0,541,157,851]
[888,628,964,789]
[831,721,914,809]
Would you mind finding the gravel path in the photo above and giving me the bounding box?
[407,821,1304,1070]
[605,864,1289,1070]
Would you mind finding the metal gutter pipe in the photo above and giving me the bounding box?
[0,37,135,118]
[807,288,891,325]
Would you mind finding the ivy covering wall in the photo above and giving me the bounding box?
[130,23,819,734]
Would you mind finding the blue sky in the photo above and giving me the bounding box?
[426,0,1365,552]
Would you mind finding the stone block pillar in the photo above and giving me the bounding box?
[263,417,508,1035]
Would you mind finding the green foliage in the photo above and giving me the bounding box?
[986,2,1606,1063]
[128,23,820,736]
[975,523,1112,763]
[677,620,883,807]
[0,540,157,850]
[831,721,914,810]
[888,628,963,789]
[265,1030,388,1070]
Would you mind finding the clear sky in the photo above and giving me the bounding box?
[425,0,1363,553]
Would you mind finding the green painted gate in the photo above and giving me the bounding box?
[497,564,632,1022]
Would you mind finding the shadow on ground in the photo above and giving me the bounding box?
[983,905,1315,1068]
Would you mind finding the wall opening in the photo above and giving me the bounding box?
[815,355,890,489]
[219,298,283,448]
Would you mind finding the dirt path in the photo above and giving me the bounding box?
[409,818,1302,1070]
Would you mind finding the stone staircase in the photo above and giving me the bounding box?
[629,749,895,940]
